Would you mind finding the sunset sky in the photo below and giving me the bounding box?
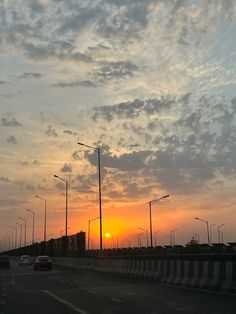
[0,0,236,249]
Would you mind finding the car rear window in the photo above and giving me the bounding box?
[37,256,50,261]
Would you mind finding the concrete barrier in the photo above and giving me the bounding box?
[54,257,236,293]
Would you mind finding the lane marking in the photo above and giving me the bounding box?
[111,298,123,303]
[42,290,88,314]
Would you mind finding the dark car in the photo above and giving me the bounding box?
[0,255,10,269]
[19,255,32,266]
[33,255,52,271]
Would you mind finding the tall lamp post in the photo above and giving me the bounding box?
[11,227,17,250]
[88,217,99,251]
[171,229,178,246]
[54,175,68,238]
[8,230,14,251]
[210,224,216,244]
[19,217,27,247]
[195,217,210,245]
[138,228,149,247]
[149,194,170,247]
[26,209,35,244]
[16,222,22,248]
[218,223,226,244]
[35,195,47,242]
[77,142,102,251]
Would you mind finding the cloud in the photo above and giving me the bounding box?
[75,173,97,194]
[52,80,96,88]
[18,160,39,167]
[0,198,25,207]
[1,117,22,127]
[0,176,10,182]
[64,130,77,136]
[72,151,82,161]
[18,72,43,79]
[6,135,18,144]
[81,94,236,195]
[0,80,6,84]
[92,97,174,121]
[46,125,58,137]
[92,61,138,83]
[85,149,151,171]
[60,163,73,173]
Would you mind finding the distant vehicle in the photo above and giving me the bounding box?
[33,255,52,271]
[19,255,32,266]
[0,255,10,269]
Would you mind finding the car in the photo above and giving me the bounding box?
[19,255,32,266]
[0,255,10,269]
[33,255,52,271]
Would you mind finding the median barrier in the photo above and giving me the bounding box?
[53,256,236,293]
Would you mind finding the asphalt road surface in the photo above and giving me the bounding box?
[0,259,236,314]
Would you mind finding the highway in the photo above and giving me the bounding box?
[0,259,236,314]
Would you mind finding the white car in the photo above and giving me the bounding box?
[19,255,32,266]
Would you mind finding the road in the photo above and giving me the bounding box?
[0,259,236,314]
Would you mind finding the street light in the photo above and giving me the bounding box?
[8,230,14,250]
[11,227,17,250]
[195,217,210,245]
[16,222,22,248]
[210,224,216,244]
[149,194,170,247]
[35,195,47,242]
[54,175,68,238]
[171,229,178,246]
[138,228,149,247]
[88,217,99,251]
[26,209,35,244]
[19,217,27,246]
[77,141,102,251]
[218,223,226,244]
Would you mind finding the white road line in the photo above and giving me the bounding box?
[42,290,88,314]
[111,298,123,303]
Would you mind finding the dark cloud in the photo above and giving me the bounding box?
[1,117,22,127]
[52,80,95,88]
[0,197,26,207]
[86,94,236,195]
[0,176,10,182]
[18,72,43,79]
[92,98,174,121]
[18,160,39,167]
[64,130,77,136]
[60,163,72,173]
[72,151,82,161]
[46,125,58,137]
[75,174,97,194]
[85,148,152,171]
[92,61,138,83]
[7,135,18,144]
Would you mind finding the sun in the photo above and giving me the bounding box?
[105,232,111,238]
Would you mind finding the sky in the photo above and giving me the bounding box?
[0,0,236,249]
